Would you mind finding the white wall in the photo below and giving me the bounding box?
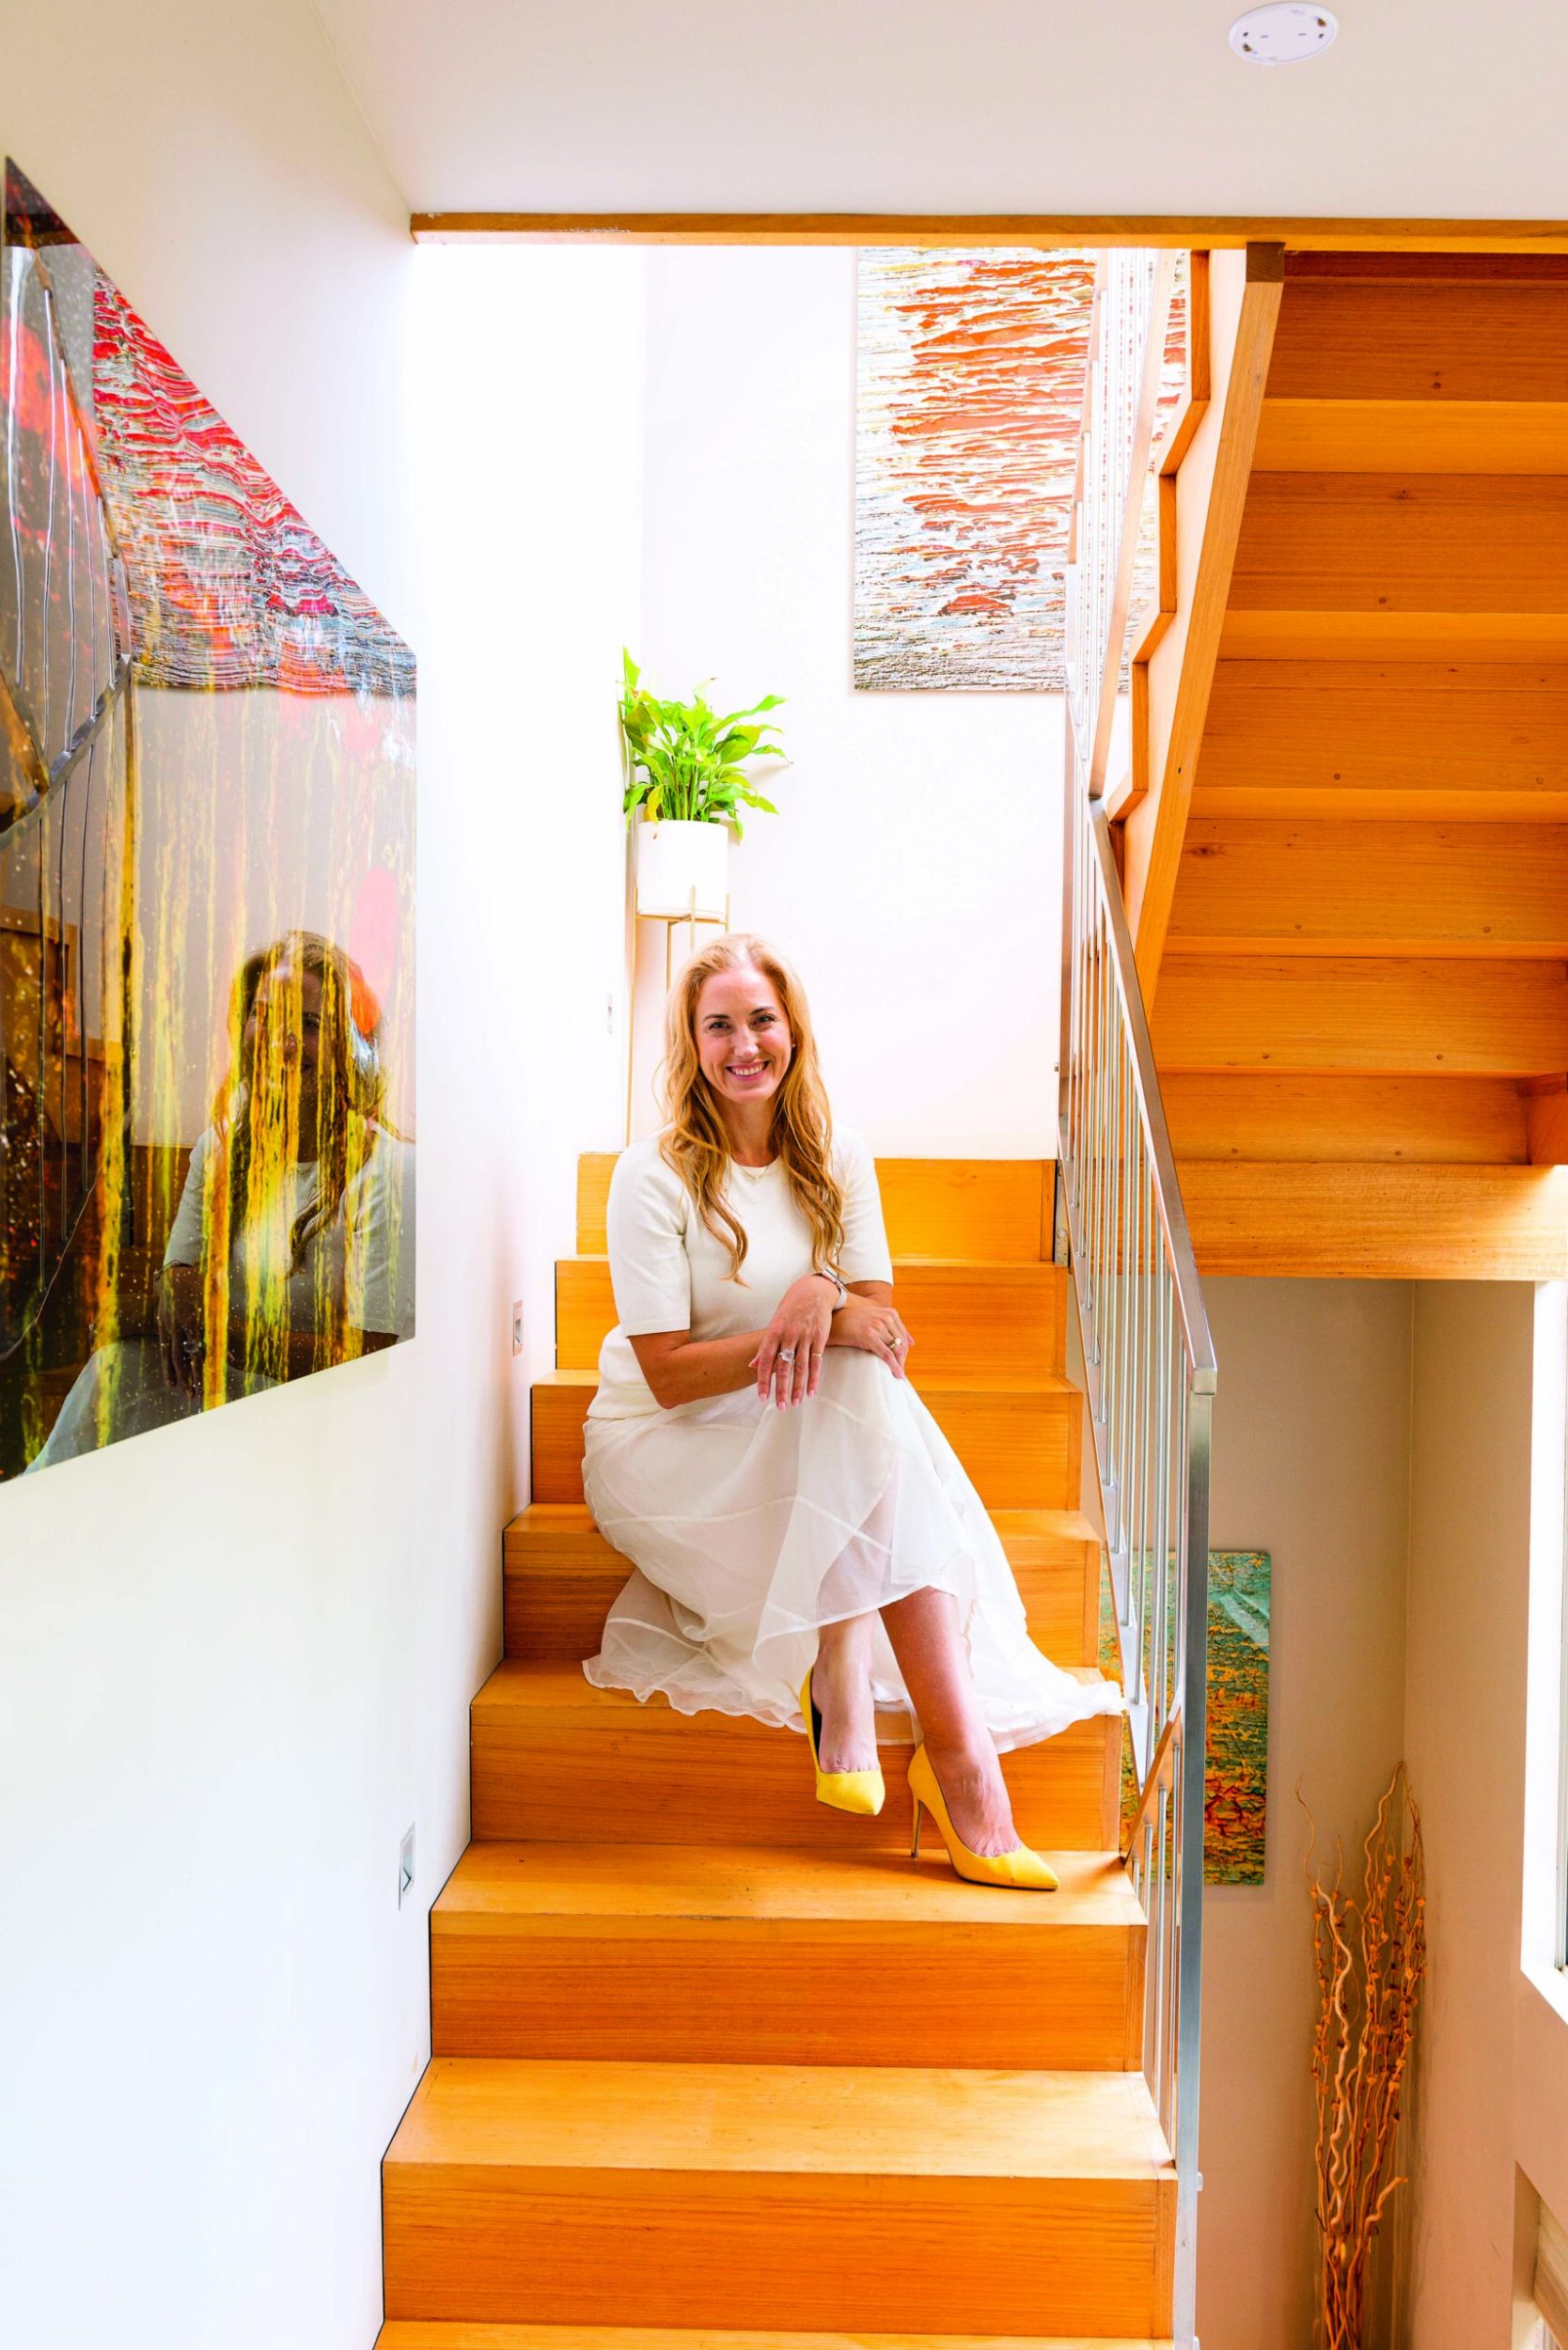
[1197,1278,1414,2350]
[0,20,639,2350]
[634,244,1063,1158]
[1403,1283,1568,2349]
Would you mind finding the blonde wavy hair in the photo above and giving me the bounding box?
[660,932,844,1282]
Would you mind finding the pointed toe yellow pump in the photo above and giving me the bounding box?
[801,1668,886,1816]
[907,1743,1058,1890]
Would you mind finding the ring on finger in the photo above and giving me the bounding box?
[778,1346,796,1364]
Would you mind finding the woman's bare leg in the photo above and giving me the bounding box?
[880,1587,1018,1856]
[810,1611,880,1772]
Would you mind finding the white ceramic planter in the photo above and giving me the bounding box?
[635,818,730,921]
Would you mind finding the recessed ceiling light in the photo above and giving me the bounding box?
[1230,3,1339,63]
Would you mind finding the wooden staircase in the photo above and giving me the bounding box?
[1117,247,1568,1280]
[378,1154,1174,2349]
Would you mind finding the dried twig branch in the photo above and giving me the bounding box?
[1298,1764,1426,2350]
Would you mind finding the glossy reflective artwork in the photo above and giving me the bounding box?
[1101,1548,1272,1886]
[854,248,1187,692]
[1,163,415,1481]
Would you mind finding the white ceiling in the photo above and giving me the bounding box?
[310,0,1568,221]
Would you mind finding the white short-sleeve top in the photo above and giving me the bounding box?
[589,1126,894,1419]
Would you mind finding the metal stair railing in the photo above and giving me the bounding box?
[1060,249,1217,2350]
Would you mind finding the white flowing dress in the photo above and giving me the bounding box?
[582,1128,1122,1755]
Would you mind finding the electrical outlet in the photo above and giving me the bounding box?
[398,1824,416,1908]
[512,1300,525,1355]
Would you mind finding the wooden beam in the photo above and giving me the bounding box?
[1152,955,1568,1076]
[1181,1160,1568,1278]
[1191,661,1568,822]
[1168,819,1568,956]
[1163,1073,1530,1164]
[1122,243,1285,996]
[408,214,1568,253]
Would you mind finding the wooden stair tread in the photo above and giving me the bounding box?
[535,1367,1076,1397]
[431,1837,1142,2068]
[386,2057,1173,2179]
[1192,660,1568,825]
[1152,954,1568,1077]
[563,1254,1065,1275]
[1168,818,1568,957]
[377,2326,1172,2347]
[436,1841,1141,1930]
[505,1502,1100,1555]
[470,1661,1121,1853]
[475,1656,1108,1723]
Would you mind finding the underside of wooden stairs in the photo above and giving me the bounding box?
[1118,247,1568,1281]
[378,1154,1175,2350]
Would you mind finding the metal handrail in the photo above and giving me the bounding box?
[1059,248,1215,2350]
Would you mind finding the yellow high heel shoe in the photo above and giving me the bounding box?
[801,1668,885,1816]
[907,1743,1058,1889]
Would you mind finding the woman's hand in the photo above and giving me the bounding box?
[750,1274,839,1409]
[157,1263,206,1395]
[827,1292,914,1380]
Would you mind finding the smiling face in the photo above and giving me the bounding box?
[694,962,793,1122]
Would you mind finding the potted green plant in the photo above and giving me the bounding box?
[619,650,787,919]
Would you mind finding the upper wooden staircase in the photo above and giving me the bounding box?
[378,1153,1175,2349]
[1116,247,1568,1280]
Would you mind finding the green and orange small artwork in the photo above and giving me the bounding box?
[1098,1549,1271,1887]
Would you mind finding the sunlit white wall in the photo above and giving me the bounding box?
[0,27,639,2350]
[632,244,1066,1159]
[409,237,643,1461]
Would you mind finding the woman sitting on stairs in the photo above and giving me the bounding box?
[583,932,1121,1889]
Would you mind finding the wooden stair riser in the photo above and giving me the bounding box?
[531,1378,1083,1512]
[431,1898,1145,2072]
[505,1528,1101,1667]
[578,1155,1054,1261]
[383,2172,1172,2335]
[470,1684,1120,1853]
[556,1258,1070,1381]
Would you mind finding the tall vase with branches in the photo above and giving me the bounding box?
[1299,1763,1427,2350]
